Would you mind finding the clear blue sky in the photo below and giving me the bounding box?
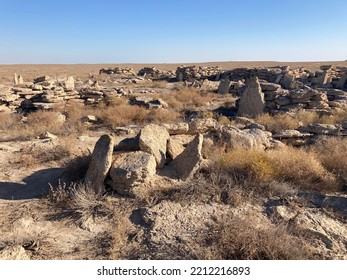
[0,0,346,63]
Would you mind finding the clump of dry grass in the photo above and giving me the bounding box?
[255,113,301,132]
[311,137,347,189]
[212,147,337,193]
[267,147,337,192]
[198,213,313,260]
[162,88,214,110]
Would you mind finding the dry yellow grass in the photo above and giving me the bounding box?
[214,147,337,192]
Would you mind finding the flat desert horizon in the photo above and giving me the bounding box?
[1,60,347,83]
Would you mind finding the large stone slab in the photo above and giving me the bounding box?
[139,124,170,169]
[109,151,156,195]
[170,133,203,180]
[85,134,115,194]
[218,125,272,150]
[237,76,265,117]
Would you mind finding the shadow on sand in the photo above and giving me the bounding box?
[0,168,66,200]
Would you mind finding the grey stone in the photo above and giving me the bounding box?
[217,79,231,94]
[109,151,156,195]
[162,123,189,135]
[218,125,272,150]
[299,123,339,135]
[170,133,203,180]
[167,138,184,160]
[237,76,265,117]
[188,118,217,134]
[139,124,170,169]
[85,134,115,194]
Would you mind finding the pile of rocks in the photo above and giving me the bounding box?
[137,67,174,80]
[235,76,331,115]
[313,65,347,89]
[80,82,131,105]
[99,67,136,76]
[84,119,277,195]
[1,76,81,111]
[176,65,223,81]
[262,83,330,113]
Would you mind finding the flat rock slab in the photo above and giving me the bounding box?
[139,124,170,169]
[273,130,312,139]
[85,134,114,194]
[109,151,156,195]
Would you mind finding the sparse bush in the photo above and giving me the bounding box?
[267,147,337,192]
[255,113,301,132]
[218,149,277,183]
[198,213,313,260]
[311,137,347,189]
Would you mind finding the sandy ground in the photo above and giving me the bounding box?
[1,61,347,84]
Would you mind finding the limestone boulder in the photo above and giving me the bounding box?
[237,76,265,117]
[109,151,156,195]
[188,118,217,134]
[218,125,272,150]
[85,134,115,194]
[0,246,30,260]
[167,138,184,160]
[299,123,339,135]
[139,124,170,169]
[63,76,75,91]
[217,79,231,94]
[162,123,189,135]
[170,133,203,180]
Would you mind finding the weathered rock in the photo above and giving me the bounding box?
[260,82,281,91]
[170,133,203,180]
[238,76,265,117]
[39,131,58,140]
[114,136,139,151]
[64,76,75,91]
[85,134,115,194]
[218,125,272,150]
[109,151,156,195]
[34,75,51,84]
[139,124,170,169]
[273,130,312,139]
[130,96,168,109]
[13,73,24,85]
[81,115,98,123]
[299,123,339,135]
[167,138,184,160]
[188,118,217,134]
[200,79,219,91]
[0,246,30,260]
[162,123,189,135]
[217,79,231,94]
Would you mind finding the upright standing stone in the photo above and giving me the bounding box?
[13,73,18,85]
[337,74,347,89]
[139,124,170,169]
[217,79,231,94]
[318,71,332,86]
[237,76,265,117]
[64,76,75,91]
[85,134,115,194]
[170,133,203,180]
